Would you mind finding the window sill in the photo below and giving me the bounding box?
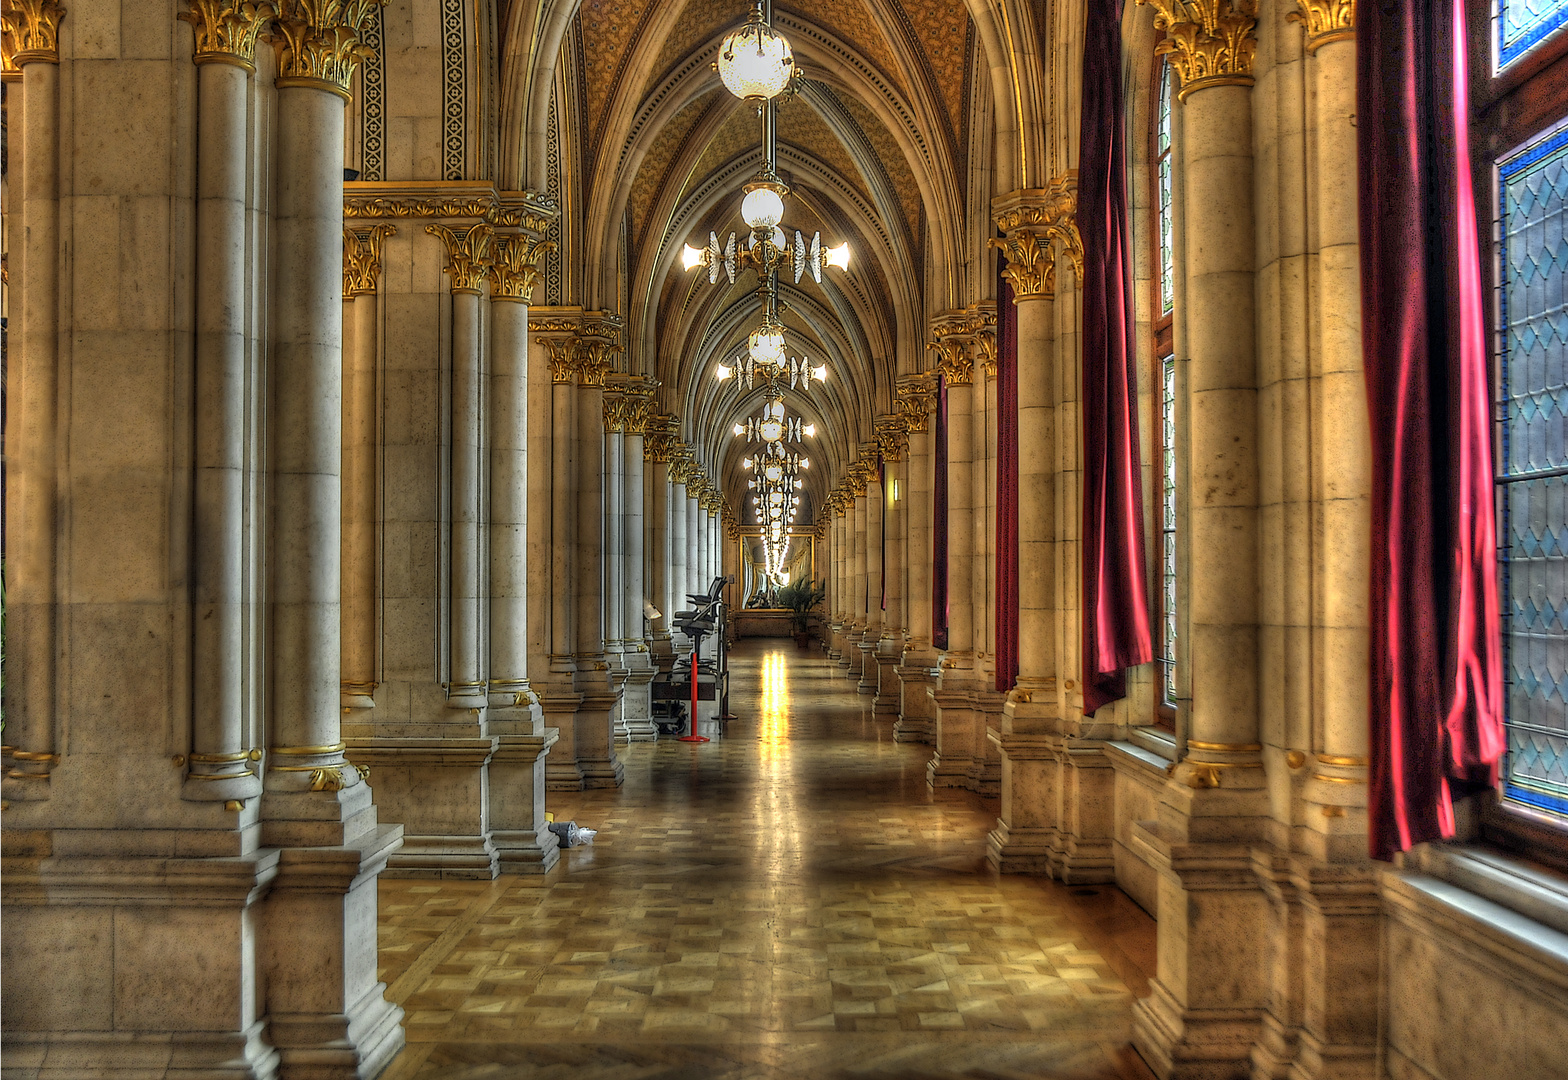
[1127,725,1177,763]
[1406,842,1568,938]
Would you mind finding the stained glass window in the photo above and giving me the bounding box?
[1157,59,1174,317]
[1498,0,1568,70]
[1160,355,1177,707]
[1497,121,1568,817]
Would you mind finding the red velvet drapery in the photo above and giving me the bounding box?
[932,376,950,651]
[1079,0,1153,715]
[996,264,1020,693]
[1359,0,1504,860]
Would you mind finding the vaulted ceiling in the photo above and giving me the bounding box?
[523,0,1014,532]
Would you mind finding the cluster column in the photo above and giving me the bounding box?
[619,383,660,739]
[895,374,939,742]
[874,416,909,715]
[857,445,884,693]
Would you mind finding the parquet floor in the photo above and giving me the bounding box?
[375,642,1158,1080]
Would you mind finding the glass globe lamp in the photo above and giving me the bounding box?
[764,463,783,483]
[717,7,794,104]
[741,182,786,229]
[748,322,786,366]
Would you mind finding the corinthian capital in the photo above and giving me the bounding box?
[1287,0,1353,53]
[896,372,937,434]
[2,0,65,72]
[180,0,275,69]
[489,233,556,302]
[929,311,973,386]
[426,222,494,294]
[343,223,394,297]
[272,0,384,97]
[989,177,1083,299]
[1137,0,1258,99]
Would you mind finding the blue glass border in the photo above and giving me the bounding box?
[1499,1,1568,70]
[1505,782,1568,815]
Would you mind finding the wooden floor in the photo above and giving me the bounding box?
[376,641,1158,1080]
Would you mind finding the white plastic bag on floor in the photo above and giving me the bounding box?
[547,820,597,847]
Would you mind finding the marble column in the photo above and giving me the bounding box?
[828,511,846,659]
[986,212,1061,872]
[845,486,869,676]
[542,328,585,789]
[929,322,981,789]
[603,392,630,741]
[645,417,675,658]
[896,375,939,742]
[341,226,392,718]
[185,55,267,805]
[670,457,691,651]
[2,26,61,800]
[621,388,659,738]
[262,7,403,1072]
[570,324,625,788]
[1129,17,1271,1077]
[486,235,559,874]
[875,420,908,715]
[858,450,884,694]
[970,306,1003,797]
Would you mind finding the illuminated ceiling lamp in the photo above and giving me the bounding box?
[716,1,795,106]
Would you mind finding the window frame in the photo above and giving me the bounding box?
[1469,0,1568,861]
[1151,52,1176,731]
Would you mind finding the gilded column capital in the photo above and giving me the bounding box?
[875,415,908,463]
[1287,0,1353,53]
[272,0,385,98]
[342,223,394,297]
[895,372,937,434]
[929,311,973,387]
[989,178,1082,299]
[1137,0,1258,99]
[489,233,555,302]
[2,0,65,72]
[669,443,694,485]
[576,312,622,387]
[180,0,274,70]
[426,221,493,294]
[545,338,576,384]
[966,302,998,381]
[643,412,676,461]
[615,377,658,435]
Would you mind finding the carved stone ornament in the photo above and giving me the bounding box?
[875,415,908,463]
[272,0,387,97]
[344,185,560,235]
[967,303,998,380]
[896,373,937,434]
[180,0,275,69]
[1137,0,1258,100]
[989,229,1055,301]
[643,413,676,462]
[929,312,973,387]
[1287,0,1353,53]
[546,337,576,384]
[576,340,620,387]
[2,0,65,73]
[489,233,555,302]
[620,380,658,435]
[342,223,394,297]
[425,221,494,293]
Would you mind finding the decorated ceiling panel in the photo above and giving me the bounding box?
[629,89,721,243]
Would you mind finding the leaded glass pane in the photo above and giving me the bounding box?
[1499,122,1568,816]
[1160,355,1177,706]
[1157,61,1174,318]
[1499,0,1568,71]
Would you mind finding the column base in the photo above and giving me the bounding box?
[856,638,879,693]
[573,687,626,789]
[985,819,1058,874]
[843,629,865,674]
[620,666,659,741]
[928,677,981,791]
[970,689,1005,797]
[894,661,937,743]
[872,647,901,715]
[345,736,501,879]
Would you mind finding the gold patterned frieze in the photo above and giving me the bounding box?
[344,182,558,237]
[425,221,493,294]
[2,0,65,72]
[180,0,274,69]
[271,0,385,98]
[489,233,555,302]
[342,223,394,298]
[1288,0,1353,53]
[1137,0,1258,99]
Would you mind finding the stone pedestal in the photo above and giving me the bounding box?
[894,654,937,742]
[345,737,499,878]
[489,727,562,874]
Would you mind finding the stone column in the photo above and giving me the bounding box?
[1,6,63,799]
[970,304,1003,797]
[341,226,392,718]
[184,38,273,806]
[541,324,585,788]
[1128,7,1271,1076]
[845,481,869,676]
[875,418,908,715]
[828,509,846,658]
[570,321,625,787]
[262,4,403,1072]
[486,232,559,874]
[988,201,1063,871]
[928,317,981,788]
[858,449,884,693]
[620,385,659,738]
[645,417,675,657]
[896,374,939,742]
[427,223,493,712]
[602,386,630,741]
[669,450,691,650]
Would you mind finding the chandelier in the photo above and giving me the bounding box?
[733,393,814,444]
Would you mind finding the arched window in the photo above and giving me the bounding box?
[1478,0,1568,836]
[1153,55,1177,725]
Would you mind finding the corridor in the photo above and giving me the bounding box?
[375,642,1157,1080]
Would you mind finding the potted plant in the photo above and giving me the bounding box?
[777,578,826,649]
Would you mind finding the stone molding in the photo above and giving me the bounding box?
[344,181,558,235]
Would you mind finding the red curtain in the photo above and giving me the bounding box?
[996,263,1020,692]
[932,376,950,651]
[1079,0,1153,715]
[1359,0,1504,860]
